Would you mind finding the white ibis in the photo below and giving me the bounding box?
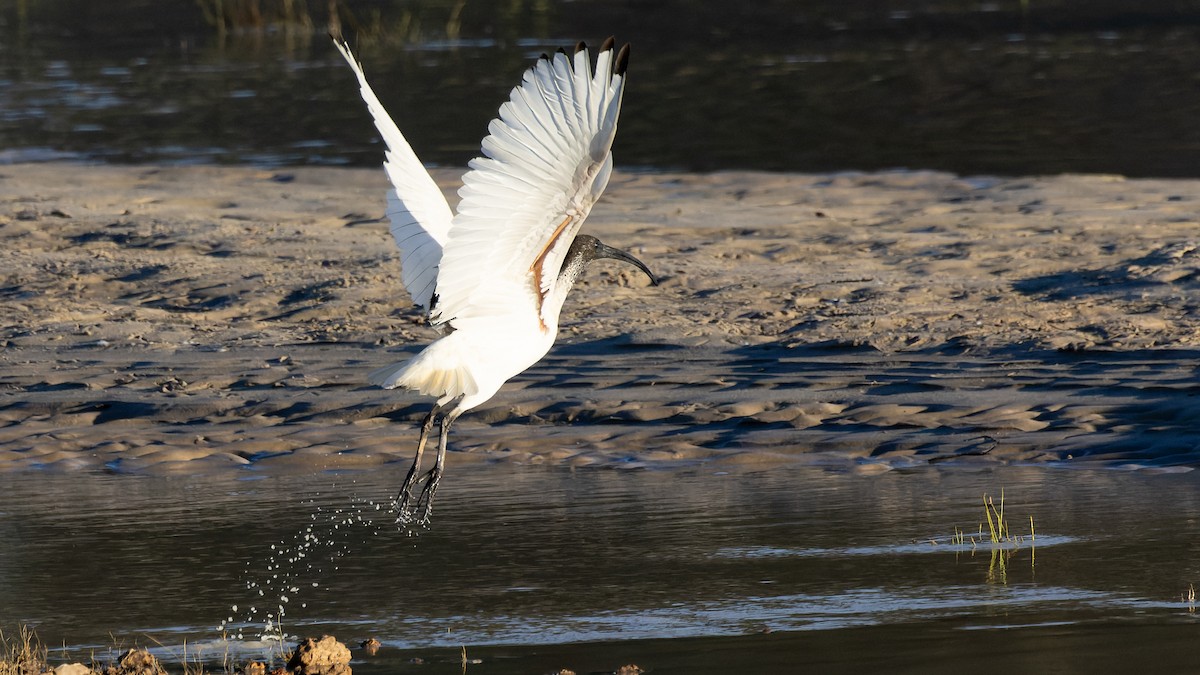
[334,37,656,525]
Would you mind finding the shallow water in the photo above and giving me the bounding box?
[2,1,1200,176]
[3,462,1199,672]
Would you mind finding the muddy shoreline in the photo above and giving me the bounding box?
[2,163,1198,472]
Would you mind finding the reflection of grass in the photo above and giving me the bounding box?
[195,0,481,47]
[196,0,316,34]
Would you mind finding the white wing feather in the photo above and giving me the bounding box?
[431,43,627,329]
[334,40,453,313]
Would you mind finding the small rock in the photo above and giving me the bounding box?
[285,636,352,675]
[359,638,381,656]
[241,662,267,675]
[615,666,644,675]
[104,648,165,675]
[54,664,94,675]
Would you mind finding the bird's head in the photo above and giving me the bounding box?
[563,234,658,286]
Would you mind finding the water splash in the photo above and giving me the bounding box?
[215,479,412,652]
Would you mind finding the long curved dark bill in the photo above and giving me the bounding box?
[596,242,659,286]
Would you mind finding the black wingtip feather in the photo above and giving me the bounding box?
[541,37,624,72]
[614,43,630,76]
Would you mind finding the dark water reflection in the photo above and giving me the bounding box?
[3,463,1200,672]
[1,1,1199,175]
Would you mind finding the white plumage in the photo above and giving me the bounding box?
[334,37,655,525]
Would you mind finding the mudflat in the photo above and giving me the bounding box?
[2,163,1197,473]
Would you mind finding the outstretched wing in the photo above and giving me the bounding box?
[334,39,453,313]
[430,39,629,330]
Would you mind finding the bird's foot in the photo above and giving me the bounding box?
[393,478,422,526]
[411,468,443,527]
[394,469,441,528]
[394,493,418,527]
[394,499,433,530]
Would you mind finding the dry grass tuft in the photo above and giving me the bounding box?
[0,625,49,675]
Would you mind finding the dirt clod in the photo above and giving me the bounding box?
[285,636,351,675]
[103,649,166,675]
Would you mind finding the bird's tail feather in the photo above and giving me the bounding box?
[368,360,410,389]
[369,353,479,405]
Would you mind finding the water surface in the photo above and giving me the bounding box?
[3,462,1199,672]
[2,0,1199,175]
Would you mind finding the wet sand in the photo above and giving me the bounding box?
[1,163,1198,473]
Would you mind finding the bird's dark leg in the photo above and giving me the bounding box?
[395,404,440,525]
[412,405,462,525]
